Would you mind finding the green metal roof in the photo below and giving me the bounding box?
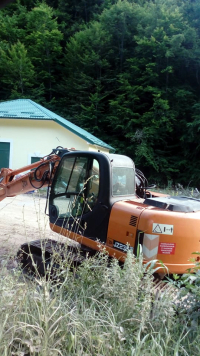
[0,99,114,151]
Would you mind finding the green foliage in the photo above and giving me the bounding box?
[61,0,200,184]
[25,3,63,100]
[171,252,200,333]
[0,40,34,97]
[1,0,200,185]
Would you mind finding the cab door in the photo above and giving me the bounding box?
[49,153,110,242]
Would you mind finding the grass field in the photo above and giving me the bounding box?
[0,248,200,356]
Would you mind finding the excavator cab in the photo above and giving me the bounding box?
[49,151,136,243]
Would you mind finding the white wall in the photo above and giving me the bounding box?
[88,145,109,154]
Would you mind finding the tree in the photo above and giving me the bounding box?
[25,2,63,101]
[56,0,106,39]
[62,0,200,184]
[0,40,34,97]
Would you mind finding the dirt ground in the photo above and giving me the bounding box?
[0,193,68,268]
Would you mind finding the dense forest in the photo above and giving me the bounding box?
[1,0,200,186]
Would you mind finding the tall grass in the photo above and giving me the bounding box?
[0,248,199,356]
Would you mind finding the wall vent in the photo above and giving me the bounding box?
[21,111,35,114]
[3,114,17,117]
[129,215,138,227]
[30,115,45,118]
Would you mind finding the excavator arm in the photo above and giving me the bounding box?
[0,147,71,202]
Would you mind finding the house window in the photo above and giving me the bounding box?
[31,157,42,165]
[0,142,10,169]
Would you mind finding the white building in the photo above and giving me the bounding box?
[0,99,113,170]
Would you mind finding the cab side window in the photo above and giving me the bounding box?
[112,167,135,196]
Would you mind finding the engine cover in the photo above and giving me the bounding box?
[144,196,200,212]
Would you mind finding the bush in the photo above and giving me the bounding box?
[171,253,200,348]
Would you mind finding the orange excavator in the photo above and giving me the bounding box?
[0,147,200,275]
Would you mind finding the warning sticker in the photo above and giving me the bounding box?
[152,223,174,235]
[158,242,176,255]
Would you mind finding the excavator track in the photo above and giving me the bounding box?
[17,239,175,288]
[17,239,95,276]
[17,238,180,307]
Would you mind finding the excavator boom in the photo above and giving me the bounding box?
[0,155,59,201]
[0,147,72,201]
